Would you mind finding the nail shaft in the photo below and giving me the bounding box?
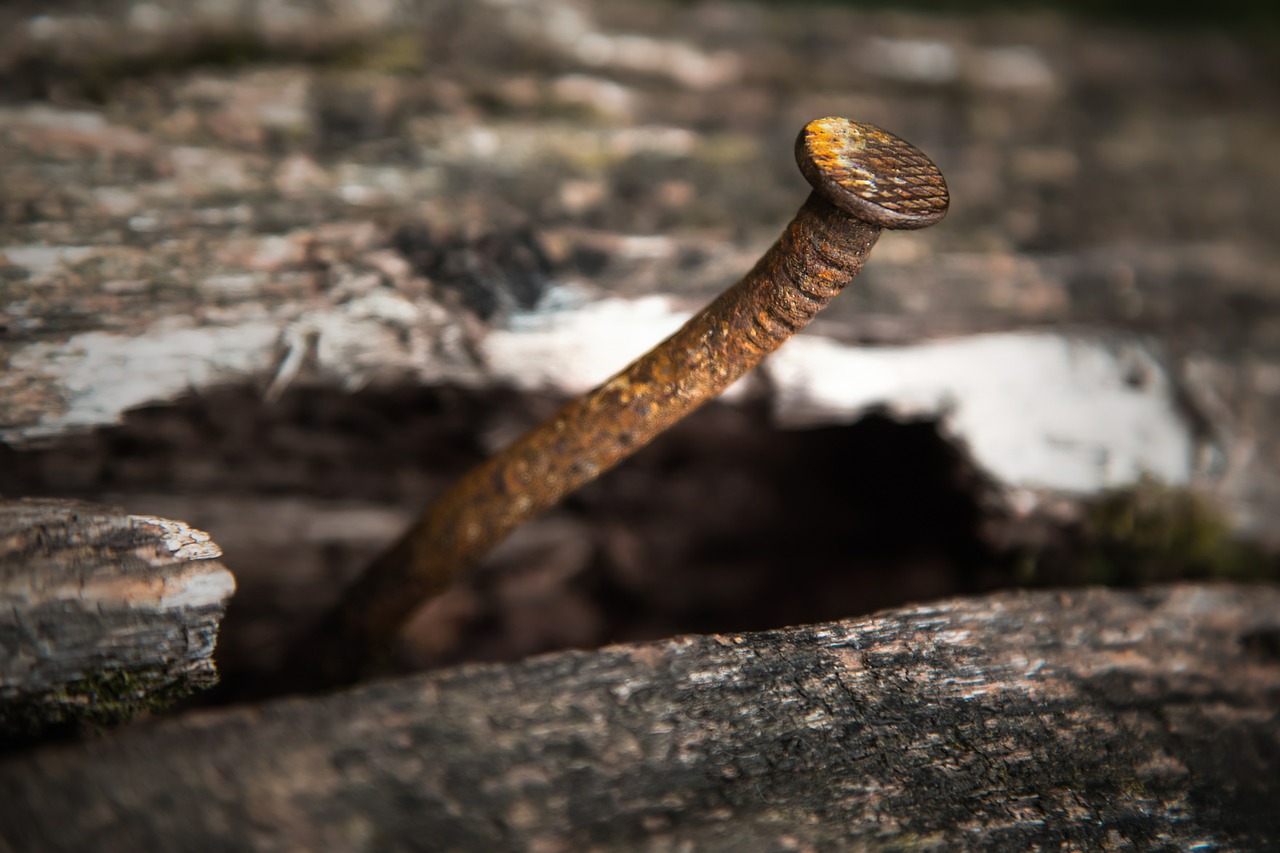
[297,118,949,686]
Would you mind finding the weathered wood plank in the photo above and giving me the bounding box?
[1,583,1276,850]
[5,0,1280,531]
[0,498,235,737]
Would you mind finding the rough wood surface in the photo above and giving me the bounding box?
[2,583,1276,851]
[5,0,1280,684]
[0,498,235,736]
[3,0,1279,532]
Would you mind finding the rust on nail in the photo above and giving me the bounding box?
[299,117,950,685]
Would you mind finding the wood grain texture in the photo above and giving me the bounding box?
[5,0,1279,531]
[2,583,1276,851]
[0,498,235,736]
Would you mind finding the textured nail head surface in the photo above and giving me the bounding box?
[796,117,949,230]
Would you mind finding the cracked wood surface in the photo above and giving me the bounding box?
[0,498,235,736]
[1,583,1277,851]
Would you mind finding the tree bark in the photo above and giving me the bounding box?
[2,582,1276,851]
[0,498,235,738]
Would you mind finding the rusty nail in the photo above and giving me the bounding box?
[299,117,949,686]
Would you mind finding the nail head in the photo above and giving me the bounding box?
[796,117,949,230]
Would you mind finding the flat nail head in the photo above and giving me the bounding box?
[796,117,950,230]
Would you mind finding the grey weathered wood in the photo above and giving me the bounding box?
[2,583,1276,851]
[4,0,1280,539]
[0,498,235,736]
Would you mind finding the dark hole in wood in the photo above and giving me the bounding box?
[0,383,1005,703]
[1241,627,1280,662]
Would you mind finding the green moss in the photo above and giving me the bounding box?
[1078,476,1279,586]
[1,667,212,743]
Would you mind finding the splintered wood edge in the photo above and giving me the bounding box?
[0,499,235,610]
[0,498,236,730]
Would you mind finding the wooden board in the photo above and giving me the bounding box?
[0,498,235,737]
[2,582,1276,850]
